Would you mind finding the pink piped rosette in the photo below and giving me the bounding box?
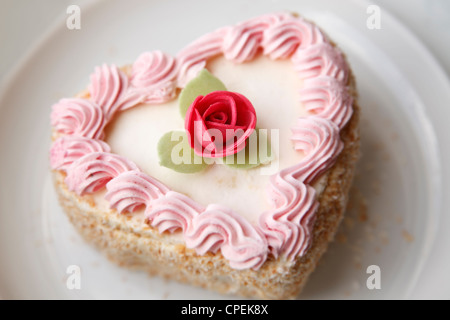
[185,91,257,158]
[50,12,353,270]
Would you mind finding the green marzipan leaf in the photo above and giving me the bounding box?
[224,128,274,169]
[179,69,227,118]
[157,131,208,173]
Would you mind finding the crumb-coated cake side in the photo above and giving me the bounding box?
[49,12,360,299]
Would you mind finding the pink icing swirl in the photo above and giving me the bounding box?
[50,136,110,172]
[116,88,147,112]
[299,76,353,129]
[130,51,178,104]
[177,27,229,87]
[147,191,204,234]
[222,14,288,63]
[51,98,105,139]
[262,16,327,60]
[65,152,139,195]
[105,170,169,214]
[292,42,348,83]
[185,205,268,270]
[290,116,344,183]
[88,64,132,119]
[259,178,317,260]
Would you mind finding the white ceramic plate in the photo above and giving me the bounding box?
[1,0,449,299]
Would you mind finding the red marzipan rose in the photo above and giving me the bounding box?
[185,91,257,158]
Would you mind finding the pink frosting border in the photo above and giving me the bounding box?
[50,12,353,270]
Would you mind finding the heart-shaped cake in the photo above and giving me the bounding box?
[50,12,360,299]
